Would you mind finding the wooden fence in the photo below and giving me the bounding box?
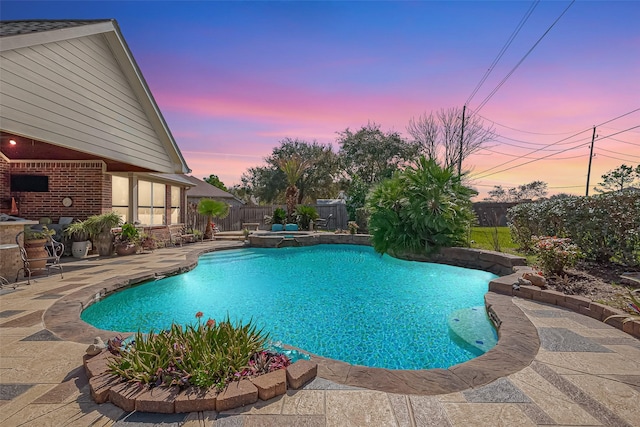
[186,204,348,233]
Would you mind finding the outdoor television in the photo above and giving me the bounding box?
[10,174,49,192]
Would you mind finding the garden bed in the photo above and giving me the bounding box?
[84,350,318,413]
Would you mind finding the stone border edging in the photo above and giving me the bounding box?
[45,243,542,397]
[85,351,318,413]
[489,266,640,340]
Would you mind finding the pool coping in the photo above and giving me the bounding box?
[44,244,541,395]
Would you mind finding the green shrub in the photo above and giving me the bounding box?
[272,207,287,225]
[532,236,581,275]
[108,313,269,390]
[367,157,475,256]
[294,205,319,230]
[508,189,639,266]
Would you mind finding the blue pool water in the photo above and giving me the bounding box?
[81,245,498,370]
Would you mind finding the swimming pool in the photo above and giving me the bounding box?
[81,244,498,370]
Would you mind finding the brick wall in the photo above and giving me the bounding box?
[9,161,110,222]
[0,156,10,213]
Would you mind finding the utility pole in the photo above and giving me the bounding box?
[458,105,466,176]
[585,126,596,196]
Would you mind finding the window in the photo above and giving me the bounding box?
[170,186,181,224]
[138,180,165,225]
[112,175,129,223]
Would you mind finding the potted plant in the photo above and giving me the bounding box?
[64,220,91,258]
[84,212,123,257]
[114,223,140,256]
[23,225,55,270]
[294,205,319,231]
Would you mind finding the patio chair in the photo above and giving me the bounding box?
[15,231,64,285]
[315,214,333,230]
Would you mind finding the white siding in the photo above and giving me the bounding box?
[0,34,177,173]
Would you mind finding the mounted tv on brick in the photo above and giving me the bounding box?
[10,175,49,192]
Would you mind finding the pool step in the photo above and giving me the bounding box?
[201,252,265,264]
[447,306,498,354]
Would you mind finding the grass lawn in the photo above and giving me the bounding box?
[469,227,520,254]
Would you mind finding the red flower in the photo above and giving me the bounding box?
[195,311,203,319]
[206,318,215,328]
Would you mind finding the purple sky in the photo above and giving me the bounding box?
[3,1,639,198]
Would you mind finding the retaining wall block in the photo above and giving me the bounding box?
[84,351,113,379]
[513,285,541,300]
[216,380,258,412]
[175,387,218,413]
[537,289,565,305]
[109,382,144,412]
[89,373,120,404]
[622,319,640,338]
[135,386,179,413]
[250,369,287,401]
[286,359,318,390]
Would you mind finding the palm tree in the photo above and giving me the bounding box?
[277,156,310,222]
[197,199,230,239]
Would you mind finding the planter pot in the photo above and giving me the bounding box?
[94,233,114,257]
[71,241,90,258]
[115,243,137,256]
[24,238,48,273]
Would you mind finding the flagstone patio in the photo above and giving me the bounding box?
[0,241,638,426]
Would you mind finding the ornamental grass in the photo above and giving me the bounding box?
[107,312,277,390]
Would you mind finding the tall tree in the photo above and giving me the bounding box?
[197,199,230,239]
[203,174,227,191]
[278,156,310,221]
[407,107,496,170]
[483,181,548,202]
[594,164,639,193]
[239,138,339,204]
[337,122,418,186]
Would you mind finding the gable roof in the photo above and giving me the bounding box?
[0,19,190,174]
[0,19,111,37]
[184,175,244,203]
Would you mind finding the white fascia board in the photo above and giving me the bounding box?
[0,21,116,52]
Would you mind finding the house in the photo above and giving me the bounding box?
[184,176,244,207]
[0,19,193,232]
[183,175,244,231]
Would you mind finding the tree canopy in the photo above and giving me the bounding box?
[238,138,339,205]
[483,181,548,202]
[367,157,475,255]
[407,107,496,170]
[203,174,227,191]
[594,164,640,193]
[337,122,418,186]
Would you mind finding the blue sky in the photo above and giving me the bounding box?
[2,1,639,197]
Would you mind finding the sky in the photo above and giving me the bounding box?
[2,1,639,199]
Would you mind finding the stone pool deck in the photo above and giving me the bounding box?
[0,241,639,426]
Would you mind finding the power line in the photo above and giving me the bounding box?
[472,141,589,180]
[478,146,585,160]
[471,111,640,178]
[597,125,640,141]
[472,0,576,114]
[492,136,582,150]
[472,127,591,177]
[477,113,584,136]
[596,108,640,127]
[597,147,640,159]
[595,152,640,163]
[608,137,640,147]
[465,0,539,106]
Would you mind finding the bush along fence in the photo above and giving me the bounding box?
[507,189,640,267]
[186,203,349,233]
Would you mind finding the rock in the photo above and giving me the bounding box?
[86,336,107,356]
[522,272,546,288]
[518,277,532,286]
